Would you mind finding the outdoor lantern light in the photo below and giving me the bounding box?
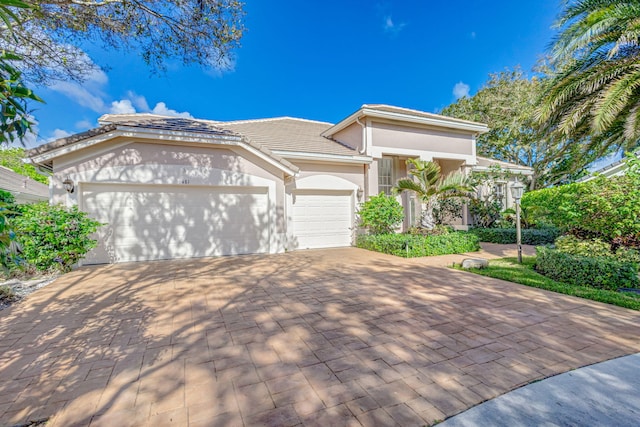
[62,177,75,194]
[510,181,525,201]
[510,181,525,263]
[357,187,364,201]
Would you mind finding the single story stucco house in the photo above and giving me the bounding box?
[27,104,532,264]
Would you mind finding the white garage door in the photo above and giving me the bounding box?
[291,190,353,249]
[81,184,270,264]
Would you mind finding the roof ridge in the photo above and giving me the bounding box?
[222,116,333,126]
[362,104,486,126]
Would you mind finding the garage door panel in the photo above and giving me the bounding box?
[82,184,270,264]
[292,191,353,250]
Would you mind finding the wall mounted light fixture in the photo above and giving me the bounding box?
[62,177,75,194]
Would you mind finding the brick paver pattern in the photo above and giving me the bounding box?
[1,245,639,426]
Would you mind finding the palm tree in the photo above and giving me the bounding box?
[537,0,640,156]
[393,159,472,229]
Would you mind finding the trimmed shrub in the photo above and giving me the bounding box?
[469,227,560,245]
[356,232,480,258]
[0,190,14,204]
[522,157,640,240]
[555,235,640,264]
[357,193,404,235]
[535,246,639,290]
[12,203,102,272]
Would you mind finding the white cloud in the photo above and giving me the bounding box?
[48,129,72,141]
[75,120,93,130]
[383,15,407,35]
[453,82,470,99]
[106,94,193,118]
[109,99,136,114]
[48,65,192,122]
[49,68,109,113]
[150,102,193,118]
[127,91,150,111]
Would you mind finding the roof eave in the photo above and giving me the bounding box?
[272,150,372,164]
[29,125,299,177]
[322,108,489,137]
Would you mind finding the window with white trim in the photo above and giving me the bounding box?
[378,157,394,195]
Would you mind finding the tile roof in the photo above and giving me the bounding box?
[0,166,49,198]
[29,117,238,157]
[27,116,302,173]
[217,117,357,156]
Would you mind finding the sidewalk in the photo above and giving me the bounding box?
[439,353,640,426]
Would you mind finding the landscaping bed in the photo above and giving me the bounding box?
[454,256,640,311]
[0,274,58,311]
[356,231,480,258]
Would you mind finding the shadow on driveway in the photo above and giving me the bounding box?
[0,247,638,426]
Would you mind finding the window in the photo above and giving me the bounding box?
[378,157,394,195]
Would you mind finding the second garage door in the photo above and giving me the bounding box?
[81,183,270,264]
[291,190,353,249]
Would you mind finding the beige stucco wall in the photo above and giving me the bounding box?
[288,160,365,190]
[51,140,285,202]
[371,121,474,156]
[332,123,363,151]
[50,140,289,249]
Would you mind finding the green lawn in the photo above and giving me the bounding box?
[454,256,640,311]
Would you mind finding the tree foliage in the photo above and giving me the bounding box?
[0,0,42,145]
[441,68,597,188]
[0,147,48,183]
[537,0,640,158]
[394,159,471,230]
[2,0,245,83]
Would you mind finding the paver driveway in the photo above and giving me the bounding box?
[1,247,639,427]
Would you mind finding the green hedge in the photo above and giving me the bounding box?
[356,232,480,258]
[535,246,639,290]
[555,235,640,264]
[469,227,560,245]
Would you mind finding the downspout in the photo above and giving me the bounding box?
[355,116,367,155]
[355,116,368,199]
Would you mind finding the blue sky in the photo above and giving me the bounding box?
[30,0,562,146]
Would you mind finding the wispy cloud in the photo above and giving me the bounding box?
[49,68,109,113]
[453,82,470,99]
[383,15,407,35]
[127,91,150,111]
[470,31,477,39]
[75,120,93,130]
[48,129,72,141]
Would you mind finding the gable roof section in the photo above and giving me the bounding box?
[27,116,299,176]
[0,166,49,198]
[322,104,489,137]
[217,117,359,156]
